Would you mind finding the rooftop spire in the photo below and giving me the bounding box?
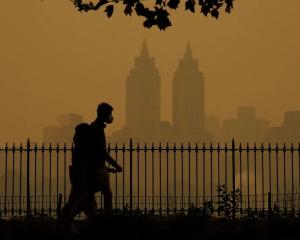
[140,39,149,57]
[183,41,193,59]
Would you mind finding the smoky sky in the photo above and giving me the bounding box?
[0,0,300,143]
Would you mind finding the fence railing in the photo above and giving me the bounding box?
[1,139,300,219]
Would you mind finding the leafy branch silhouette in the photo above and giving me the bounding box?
[71,0,234,30]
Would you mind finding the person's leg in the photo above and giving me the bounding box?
[59,188,82,234]
[102,173,113,214]
[60,188,76,222]
[82,192,97,222]
[60,188,86,227]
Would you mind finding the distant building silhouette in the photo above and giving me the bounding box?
[125,40,161,139]
[222,107,269,143]
[110,41,212,143]
[205,115,222,141]
[265,111,300,143]
[43,113,83,144]
[173,42,205,139]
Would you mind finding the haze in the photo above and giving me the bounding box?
[1,0,300,144]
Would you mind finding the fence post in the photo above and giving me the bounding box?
[232,139,236,219]
[268,192,272,219]
[129,138,133,213]
[26,138,31,219]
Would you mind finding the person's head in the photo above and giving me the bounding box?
[97,102,114,124]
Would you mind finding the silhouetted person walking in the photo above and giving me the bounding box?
[60,103,122,233]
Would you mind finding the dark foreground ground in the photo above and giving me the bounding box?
[1,215,300,240]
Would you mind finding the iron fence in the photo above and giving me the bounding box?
[1,139,300,219]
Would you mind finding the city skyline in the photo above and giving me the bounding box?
[41,41,300,144]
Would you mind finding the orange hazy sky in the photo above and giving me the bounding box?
[0,0,300,143]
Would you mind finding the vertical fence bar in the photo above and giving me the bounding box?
[174,143,177,213]
[188,143,191,208]
[225,143,228,185]
[203,143,206,205]
[144,143,147,212]
[268,192,272,218]
[217,143,220,215]
[254,143,257,214]
[12,144,15,216]
[129,139,133,213]
[225,143,228,215]
[49,143,52,216]
[106,143,111,210]
[122,143,125,210]
[232,139,236,219]
[56,143,59,213]
[268,143,272,211]
[283,143,287,215]
[291,143,295,215]
[34,143,37,215]
[151,142,154,212]
[195,143,199,207]
[261,143,265,215]
[19,144,23,216]
[63,143,67,205]
[181,143,184,212]
[276,143,279,206]
[137,142,140,210]
[115,143,118,210]
[210,143,213,207]
[166,143,169,215]
[239,143,242,214]
[0,145,1,218]
[247,143,250,212]
[57,144,60,201]
[4,143,8,216]
[26,139,31,218]
[298,143,300,212]
[159,142,162,215]
[41,143,45,216]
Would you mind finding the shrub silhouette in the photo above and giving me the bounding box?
[217,184,241,219]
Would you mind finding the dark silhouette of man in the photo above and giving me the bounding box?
[60,102,122,233]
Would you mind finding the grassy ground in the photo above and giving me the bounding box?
[1,215,300,240]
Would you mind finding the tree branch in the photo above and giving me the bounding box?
[70,0,234,30]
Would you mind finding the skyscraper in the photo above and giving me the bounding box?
[125,40,161,139]
[172,42,205,139]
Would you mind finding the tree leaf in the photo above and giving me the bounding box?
[156,8,172,30]
[135,2,146,16]
[105,5,114,18]
[211,8,219,19]
[201,5,210,16]
[156,0,163,5]
[167,0,180,9]
[185,0,195,13]
[225,0,234,13]
[143,19,154,28]
[124,5,133,16]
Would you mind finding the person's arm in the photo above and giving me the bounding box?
[104,152,122,172]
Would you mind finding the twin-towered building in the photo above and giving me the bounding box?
[110,41,211,143]
[42,41,300,144]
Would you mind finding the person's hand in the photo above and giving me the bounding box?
[106,167,117,173]
[115,165,122,172]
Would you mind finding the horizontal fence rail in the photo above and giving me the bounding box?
[1,139,300,219]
